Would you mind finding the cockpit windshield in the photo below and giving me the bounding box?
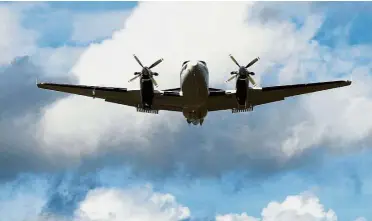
[182,60,206,67]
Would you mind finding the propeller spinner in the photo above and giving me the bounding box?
[128,54,163,87]
[226,54,259,87]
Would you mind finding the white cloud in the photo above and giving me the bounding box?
[216,213,259,221]
[74,185,190,221]
[73,188,360,221]
[0,5,38,65]
[0,180,366,221]
[33,2,372,177]
[32,46,86,78]
[0,182,190,221]
[216,192,337,221]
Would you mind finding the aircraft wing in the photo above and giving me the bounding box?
[37,82,185,112]
[207,80,352,111]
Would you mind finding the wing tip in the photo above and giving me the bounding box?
[344,79,352,86]
[36,81,52,89]
[36,78,46,88]
[36,81,44,88]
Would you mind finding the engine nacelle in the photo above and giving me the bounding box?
[140,77,154,108]
[235,77,248,106]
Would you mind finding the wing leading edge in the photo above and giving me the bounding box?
[207,80,352,111]
[37,82,184,112]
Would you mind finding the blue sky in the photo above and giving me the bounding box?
[1,1,372,221]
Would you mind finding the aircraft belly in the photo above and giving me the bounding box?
[183,105,208,121]
[181,71,208,107]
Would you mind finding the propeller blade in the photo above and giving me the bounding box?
[247,75,256,87]
[229,54,241,68]
[245,57,260,68]
[149,58,163,69]
[128,74,140,82]
[133,54,144,68]
[225,74,237,83]
[150,76,158,87]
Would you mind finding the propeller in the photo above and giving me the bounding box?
[128,54,163,87]
[226,54,259,87]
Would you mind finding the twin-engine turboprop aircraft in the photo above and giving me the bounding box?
[37,54,351,125]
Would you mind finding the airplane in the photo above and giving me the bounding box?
[37,54,352,126]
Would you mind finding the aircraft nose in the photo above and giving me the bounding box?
[187,61,200,73]
[188,60,198,67]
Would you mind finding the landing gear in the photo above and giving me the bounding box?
[182,107,208,126]
[185,118,204,126]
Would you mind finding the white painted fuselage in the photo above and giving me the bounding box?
[179,60,209,125]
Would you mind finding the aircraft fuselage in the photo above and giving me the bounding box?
[180,60,210,125]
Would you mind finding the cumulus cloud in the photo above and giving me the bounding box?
[216,213,259,221]
[0,56,73,180]
[0,2,135,180]
[1,180,364,221]
[32,46,86,78]
[1,180,190,221]
[32,1,372,180]
[0,4,93,181]
[0,4,38,65]
[74,186,190,221]
[217,191,367,221]
[216,192,338,221]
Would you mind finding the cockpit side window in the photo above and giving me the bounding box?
[181,64,187,72]
[180,61,189,75]
[182,60,190,66]
[199,60,206,66]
